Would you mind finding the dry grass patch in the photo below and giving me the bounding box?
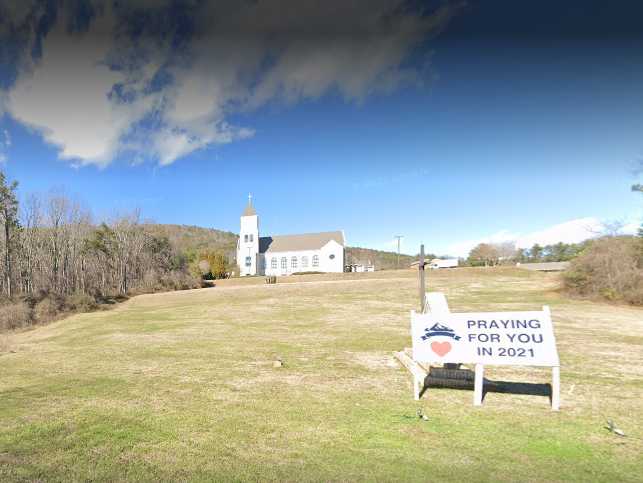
[1,268,642,482]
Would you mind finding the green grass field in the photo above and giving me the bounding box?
[1,268,642,482]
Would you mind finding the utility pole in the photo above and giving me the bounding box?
[394,235,403,269]
[419,244,426,312]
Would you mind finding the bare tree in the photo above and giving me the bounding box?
[44,192,70,293]
[0,179,201,328]
[493,241,518,263]
[19,195,43,294]
[111,211,149,295]
[468,243,500,267]
[601,220,625,237]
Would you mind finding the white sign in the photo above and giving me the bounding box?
[411,309,559,367]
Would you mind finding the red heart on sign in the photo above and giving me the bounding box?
[431,341,452,357]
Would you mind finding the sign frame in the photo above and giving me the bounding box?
[410,304,560,410]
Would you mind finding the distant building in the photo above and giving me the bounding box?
[410,258,459,270]
[516,262,570,272]
[236,196,345,276]
[429,259,459,269]
[346,263,375,273]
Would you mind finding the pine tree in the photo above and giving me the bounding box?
[634,184,643,238]
[0,172,19,297]
[530,243,543,262]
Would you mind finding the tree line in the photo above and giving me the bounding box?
[464,240,588,267]
[463,182,643,305]
[0,172,233,331]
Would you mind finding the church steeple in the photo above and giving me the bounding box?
[238,194,260,276]
[242,192,256,216]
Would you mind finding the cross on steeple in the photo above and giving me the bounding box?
[242,193,257,216]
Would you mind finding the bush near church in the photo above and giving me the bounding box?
[189,250,233,280]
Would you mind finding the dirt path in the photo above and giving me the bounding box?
[136,276,416,299]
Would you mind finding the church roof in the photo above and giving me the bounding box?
[260,231,345,253]
[242,203,256,216]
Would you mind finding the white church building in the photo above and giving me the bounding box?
[236,197,345,276]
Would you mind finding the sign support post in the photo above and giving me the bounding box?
[552,366,560,411]
[543,306,560,411]
[474,364,484,406]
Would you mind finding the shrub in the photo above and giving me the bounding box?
[137,269,162,294]
[564,236,643,305]
[0,301,33,331]
[159,271,201,291]
[0,333,12,352]
[66,293,99,312]
[34,295,65,322]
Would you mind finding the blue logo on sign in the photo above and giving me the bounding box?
[421,323,461,341]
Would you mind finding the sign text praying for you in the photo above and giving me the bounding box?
[411,310,559,366]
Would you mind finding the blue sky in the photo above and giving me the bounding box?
[1,1,642,256]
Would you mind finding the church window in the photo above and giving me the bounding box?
[271,258,277,269]
[281,257,287,269]
[312,255,319,267]
[301,256,308,268]
[329,254,335,260]
[245,256,252,267]
[291,257,298,269]
[249,234,254,242]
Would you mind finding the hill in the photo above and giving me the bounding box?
[146,224,417,271]
[345,246,416,270]
[144,224,238,257]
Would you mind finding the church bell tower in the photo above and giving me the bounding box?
[238,194,259,276]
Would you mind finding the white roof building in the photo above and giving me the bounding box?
[236,196,345,276]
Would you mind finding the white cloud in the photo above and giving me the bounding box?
[446,217,640,257]
[0,129,10,164]
[7,14,148,167]
[1,1,460,167]
[151,124,253,166]
[623,220,641,234]
[515,218,602,248]
[447,230,519,258]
